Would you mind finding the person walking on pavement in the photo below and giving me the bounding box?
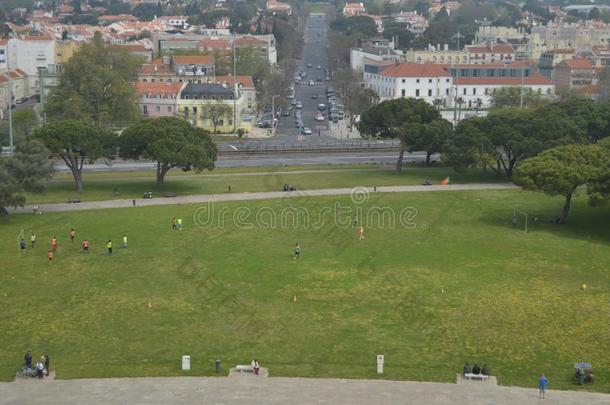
[539,373,548,399]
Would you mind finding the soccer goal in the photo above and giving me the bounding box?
[17,228,25,256]
[512,209,528,233]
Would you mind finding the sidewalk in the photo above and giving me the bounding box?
[1,375,608,405]
[10,183,518,214]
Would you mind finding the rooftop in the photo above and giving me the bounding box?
[380,62,451,77]
[172,55,215,65]
[181,83,234,98]
[136,82,184,97]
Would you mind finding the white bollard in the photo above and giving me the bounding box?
[182,355,191,371]
[377,355,384,374]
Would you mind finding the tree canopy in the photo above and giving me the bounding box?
[33,120,117,191]
[119,117,217,190]
[45,36,140,126]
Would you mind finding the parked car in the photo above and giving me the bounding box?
[307,63,312,68]
[311,94,318,99]
[316,65,322,70]
[282,109,291,117]
[308,79,315,86]
[317,103,327,111]
[301,127,313,135]
[315,113,325,121]
[295,101,303,109]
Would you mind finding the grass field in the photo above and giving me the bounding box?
[1,189,609,392]
[27,164,502,204]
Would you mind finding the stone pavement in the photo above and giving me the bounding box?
[10,183,518,214]
[1,376,608,405]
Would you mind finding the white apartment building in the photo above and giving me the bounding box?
[7,36,56,96]
[363,63,453,106]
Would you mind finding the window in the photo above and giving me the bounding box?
[463,88,467,95]
[168,106,172,113]
[446,78,450,83]
[156,105,161,112]
[446,89,449,95]
[473,88,476,95]
[143,105,148,115]
[484,88,489,95]
[428,89,432,96]
[401,89,405,97]
[402,79,406,83]
[415,89,420,97]
[428,79,432,83]
[416,79,420,83]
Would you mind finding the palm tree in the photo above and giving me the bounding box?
[475,98,483,115]
[456,97,465,121]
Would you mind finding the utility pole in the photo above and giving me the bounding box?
[6,41,13,156]
[451,32,464,126]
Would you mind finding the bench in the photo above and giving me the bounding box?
[235,365,254,373]
[464,373,489,381]
[164,192,177,198]
[68,197,81,203]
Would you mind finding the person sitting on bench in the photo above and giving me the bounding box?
[463,362,472,376]
[251,359,260,375]
[481,364,490,376]
[35,361,44,378]
[24,350,32,368]
[472,364,481,375]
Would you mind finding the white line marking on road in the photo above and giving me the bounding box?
[229,144,238,151]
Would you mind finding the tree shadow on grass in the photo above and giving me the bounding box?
[477,198,610,245]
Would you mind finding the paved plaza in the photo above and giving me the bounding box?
[1,375,608,405]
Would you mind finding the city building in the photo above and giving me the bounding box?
[554,59,596,92]
[138,55,216,84]
[351,47,400,72]
[363,62,453,105]
[466,42,515,64]
[538,49,575,80]
[177,83,249,133]
[343,2,366,17]
[135,81,184,118]
[266,0,292,15]
[214,75,256,113]
[405,47,468,64]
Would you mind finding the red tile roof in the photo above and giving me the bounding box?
[549,48,575,54]
[99,14,137,22]
[139,64,173,75]
[561,59,594,69]
[380,62,450,77]
[172,55,215,65]
[135,82,184,97]
[22,35,53,41]
[454,73,552,86]
[120,44,149,52]
[215,75,255,88]
[235,36,266,46]
[198,38,232,51]
[0,39,7,45]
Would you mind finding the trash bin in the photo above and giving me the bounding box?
[215,359,221,374]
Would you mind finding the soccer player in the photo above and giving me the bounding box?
[106,240,112,256]
[359,225,365,240]
[69,228,76,242]
[19,239,26,254]
[177,218,183,231]
[47,250,53,263]
[171,217,177,231]
[51,236,58,252]
[82,239,89,253]
[30,231,36,248]
[122,234,128,248]
[294,242,301,259]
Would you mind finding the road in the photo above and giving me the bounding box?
[275,13,334,142]
[52,151,440,172]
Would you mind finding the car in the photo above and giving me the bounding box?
[287,93,295,99]
[317,103,327,111]
[325,76,330,81]
[301,127,313,135]
[311,94,318,99]
[307,63,312,68]
[315,114,324,121]
[295,101,303,109]
[317,77,322,82]
[308,79,315,86]
[290,99,297,106]
[316,65,322,70]
[282,109,291,117]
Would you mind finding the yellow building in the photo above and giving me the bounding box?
[177,83,250,133]
[404,49,468,64]
[55,40,82,64]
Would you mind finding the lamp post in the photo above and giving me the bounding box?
[271,94,280,134]
[452,31,464,126]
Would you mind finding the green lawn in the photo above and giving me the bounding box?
[1,189,609,392]
[28,164,503,204]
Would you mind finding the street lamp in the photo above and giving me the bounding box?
[271,94,280,133]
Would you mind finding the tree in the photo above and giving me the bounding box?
[514,144,605,224]
[491,86,548,109]
[443,117,494,173]
[0,162,25,217]
[33,120,117,191]
[587,138,610,206]
[119,117,217,190]
[402,119,453,165]
[11,107,39,143]
[45,35,140,126]
[358,98,442,171]
[5,139,54,194]
[202,101,233,135]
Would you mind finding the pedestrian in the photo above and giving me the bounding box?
[51,236,58,252]
[106,240,112,256]
[19,238,26,254]
[512,213,517,228]
[81,239,89,253]
[132,199,136,207]
[47,250,53,263]
[43,353,50,376]
[177,218,183,231]
[359,225,365,240]
[122,234,128,248]
[171,217,177,231]
[539,373,548,399]
[69,228,76,242]
[30,231,36,248]
[294,242,301,259]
